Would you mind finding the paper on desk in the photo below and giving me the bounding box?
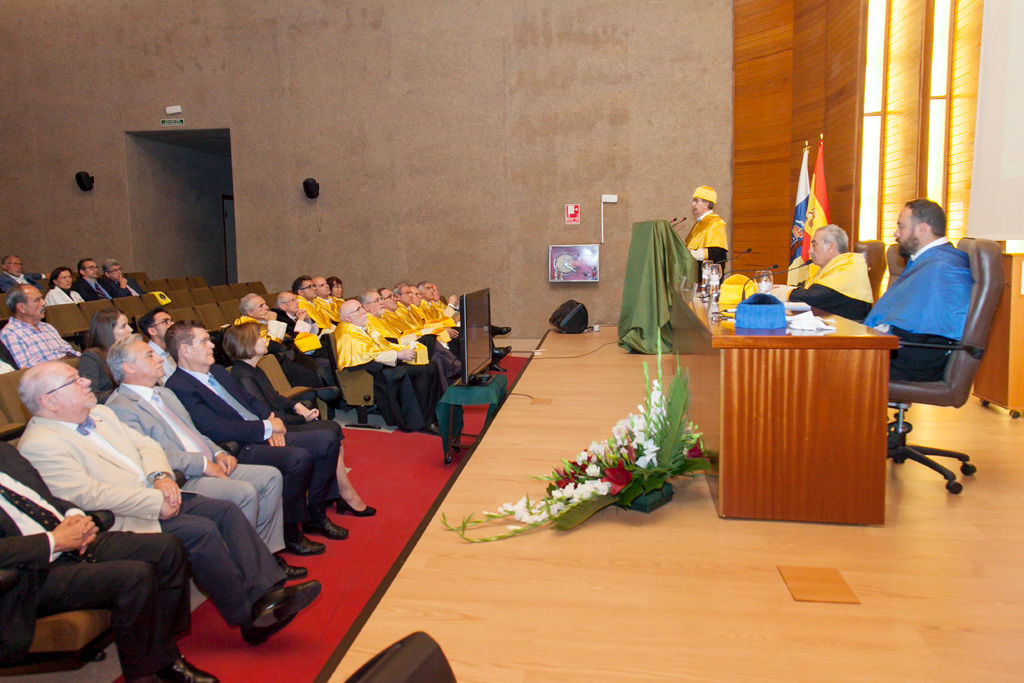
[787,310,836,332]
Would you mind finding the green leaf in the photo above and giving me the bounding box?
[551,495,617,530]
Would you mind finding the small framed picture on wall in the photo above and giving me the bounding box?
[549,244,600,282]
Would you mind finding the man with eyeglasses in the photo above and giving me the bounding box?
[0,285,79,369]
[237,294,330,390]
[98,259,147,298]
[17,361,322,646]
[71,258,112,302]
[164,321,345,554]
[0,254,39,293]
[291,275,336,333]
[334,299,443,432]
[138,307,177,383]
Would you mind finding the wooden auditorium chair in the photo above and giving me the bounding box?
[887,238,1003,493]
[853,239,887,301]
[885,243,907,281]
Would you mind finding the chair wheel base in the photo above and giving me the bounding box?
[946,480,963,494]
[961,463,977,476]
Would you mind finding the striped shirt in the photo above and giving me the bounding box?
[0,317,79,368]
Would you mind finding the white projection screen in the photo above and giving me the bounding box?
[968,1,1024,241]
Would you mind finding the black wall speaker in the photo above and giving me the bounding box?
[75,171,94,192]
[549,300,588,334]
[302,177,320,199]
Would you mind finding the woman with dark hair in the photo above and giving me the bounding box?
[79,308,133,402]
[43,266,85,305]
[326,276,345,308]
[223,322,375,517]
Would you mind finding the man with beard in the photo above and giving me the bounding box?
[863,199,972,381]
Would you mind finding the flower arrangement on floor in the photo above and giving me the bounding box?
[443,359,708,542]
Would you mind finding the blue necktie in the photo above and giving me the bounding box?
[77,417,95,435]
[207,375,260,421]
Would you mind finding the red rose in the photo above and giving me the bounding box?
[687,443,703,458]
[601,461,633,495]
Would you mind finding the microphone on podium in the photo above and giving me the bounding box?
[669,216,687,227]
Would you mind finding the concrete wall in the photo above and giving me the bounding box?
[0,1,733,337]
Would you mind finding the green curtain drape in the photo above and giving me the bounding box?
[617,219,697,353]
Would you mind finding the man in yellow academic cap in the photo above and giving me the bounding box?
[685,185,729,272]
[772,224,873,322]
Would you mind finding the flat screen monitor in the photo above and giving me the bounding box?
[458,288,492,385]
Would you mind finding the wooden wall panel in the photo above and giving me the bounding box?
[881,0,927,234]
[734,0,866,276]
[947,0,983,241]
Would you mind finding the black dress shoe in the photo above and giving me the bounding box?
[304,515,349,540]
[275,554,308,580]
[336,499,377,517]
[241,614,295,646]
[283,535,325,556]
[490,325,512,336]
[157,656,219,683]
[492,345,511,360]
[249,579,322,629]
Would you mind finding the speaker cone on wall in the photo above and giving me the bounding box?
[303,177,320,199]
[75,171,94,192]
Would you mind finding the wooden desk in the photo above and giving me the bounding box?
[673,298,897,524]
[973,253,1024,417]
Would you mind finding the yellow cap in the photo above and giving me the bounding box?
[692,185,717,204]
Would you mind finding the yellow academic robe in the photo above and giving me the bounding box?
[800,252,873,303]
[367,314,404,340]
[333,322,426,369]
[381,309,415,334]
[314,297,341,324]
[298,298,334,331]
[685,213,729,251]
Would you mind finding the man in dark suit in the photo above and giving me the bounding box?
[0,442,217,682]
[99,259,147,298]
[17,361,322,646]
[0,255,39,293]
[71,258,113,302]
[163,320,346,555]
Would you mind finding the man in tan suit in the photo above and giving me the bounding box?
[17,361,321,645]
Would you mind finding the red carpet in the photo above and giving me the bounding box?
[170,356,528,683]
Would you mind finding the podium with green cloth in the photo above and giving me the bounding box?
[617,219,698,353]
[435,374,509,463]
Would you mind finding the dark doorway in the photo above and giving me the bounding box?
[124,129,235,285]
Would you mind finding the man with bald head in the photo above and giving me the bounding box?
[0,254,38,292]
[334,299,442,432]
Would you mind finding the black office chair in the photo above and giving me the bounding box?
[887,238,1004,493]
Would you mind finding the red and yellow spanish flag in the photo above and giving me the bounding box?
[789,136,830,283]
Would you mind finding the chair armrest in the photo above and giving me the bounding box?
[0,568,19,594]
[218,441,241,456]
[899,339,985,359]
[86,510,115,532]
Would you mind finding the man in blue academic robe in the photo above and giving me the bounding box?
[864,199,972,381]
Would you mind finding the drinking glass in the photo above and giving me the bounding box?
[705,263,722,302]
[754,269,773,294]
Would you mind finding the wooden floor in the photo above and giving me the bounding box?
[329,327,1024,682]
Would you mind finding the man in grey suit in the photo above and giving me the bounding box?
[105,335,305,579]
[16,360,321,645]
